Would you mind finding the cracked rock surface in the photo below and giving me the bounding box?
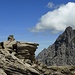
[37,26,75,66]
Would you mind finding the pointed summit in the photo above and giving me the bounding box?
[64,26,74,39]
[37,26,75,66]
[65,26,73,32]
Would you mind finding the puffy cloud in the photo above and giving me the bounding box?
[31,2,75,33]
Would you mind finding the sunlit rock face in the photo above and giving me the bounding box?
[0,35,39,63]
[0,35,40,75]
[37,26,75,66]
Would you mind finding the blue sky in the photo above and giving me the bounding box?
[0,0,75,55]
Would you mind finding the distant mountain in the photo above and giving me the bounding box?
[36,26,75,66]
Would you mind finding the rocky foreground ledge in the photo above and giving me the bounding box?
[0,35,40,75]
[0,35,75,75]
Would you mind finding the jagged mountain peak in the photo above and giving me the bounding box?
[55,26,75,45]
[64,26,74,37]
[65,26,73,31]
[37,26,75,66]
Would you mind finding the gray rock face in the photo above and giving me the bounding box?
[37,26,75,66]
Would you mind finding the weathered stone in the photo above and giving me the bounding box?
[24,59,31,64]
[0,47,40,75]
[0,35,40,75]
[0,36,39,63]
[0,68,7,75]
[38,66,42,71]
[8,35,15,41]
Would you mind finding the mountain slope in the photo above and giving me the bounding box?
[36,26,75,66]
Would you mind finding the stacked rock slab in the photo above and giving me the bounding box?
[0,35,39,63]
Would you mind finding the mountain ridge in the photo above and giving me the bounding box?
[36,26,75,66]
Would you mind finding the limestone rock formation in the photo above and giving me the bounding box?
[37,26,75,66]
[0,35,39,63]
[0,35,40,75]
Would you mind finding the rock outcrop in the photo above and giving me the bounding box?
[0,35,40,75]
[37,26,75,66]
[0,35,39,63]
[0,34,75,75]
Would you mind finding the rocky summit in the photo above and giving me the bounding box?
[37,26,75,66]
[0,35,40,75]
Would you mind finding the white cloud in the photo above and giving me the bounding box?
[31,2,75,33]
[47,2,54,8]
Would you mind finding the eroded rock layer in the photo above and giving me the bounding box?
[0,35,39,63]
[0,35,39,75]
